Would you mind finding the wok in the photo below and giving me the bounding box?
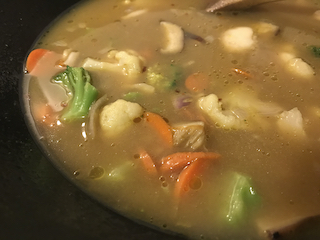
[0,0,183,239]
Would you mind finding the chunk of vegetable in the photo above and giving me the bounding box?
[185,72,210,93]
[280,52,315,78]
[255,22,280,37]
[277,107,306,137]
[139,150,158,175]
[309,46,320,58]
[83,49,145,77]
[198,94,242,129]
[144,112,173,146]
[160,152,220,173]
[172,122,205,150]
[174,159,206,199]
[26,48,50,73]
[221,27,255,52]
[160,21,184,54]
[146,63,183,91]
[225,173,259,223]
[53,66,98,121]
[100,99,144,136]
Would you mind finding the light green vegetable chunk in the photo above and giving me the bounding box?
[226,173,259,223]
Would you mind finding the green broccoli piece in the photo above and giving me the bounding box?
[53,66,98,121]
[123,92,141,102]
[146,63,183,91]
[225,173,259,223]
[309,46,320,58]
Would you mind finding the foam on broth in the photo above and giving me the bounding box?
[23,0,320,239]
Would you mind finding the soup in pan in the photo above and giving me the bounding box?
[22,0,320,239]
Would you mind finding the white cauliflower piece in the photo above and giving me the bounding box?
[198,94,242,129]
[277,107,306,137]
[100,99,144,136]
[83,50,145,77]
[221,27,255,52]
[280,52,315,78]
[255,22,280,37]
[160,21,184,54]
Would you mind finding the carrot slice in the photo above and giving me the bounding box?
[26,48,50,73]
[139,150,158,175]
[160,152,220,173]
[144,112,173,146]
[185,72,209,93]
[174,159,206,199]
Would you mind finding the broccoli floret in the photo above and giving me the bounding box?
[309,46,320,58]
[53,66,98,121]
[146,63,183,91]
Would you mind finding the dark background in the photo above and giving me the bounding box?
[0,0,183,239]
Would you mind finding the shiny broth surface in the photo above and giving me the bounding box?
[23,0,320,239]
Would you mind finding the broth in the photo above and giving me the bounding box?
[22,0,320,239]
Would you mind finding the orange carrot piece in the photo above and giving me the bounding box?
[232,68,252,78]
[139,150,158,175]
[26,48,50,73]
[174,159,205,199]
[160,152,220,173]
[185,72,209,93]
[144,112,173,146]
[161,152,220,172]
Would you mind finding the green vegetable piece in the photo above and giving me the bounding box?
[123,92,141,101]
[146,63,183,91]
[226,173,259,223]
[53,66,98,121]
[309,46,320,58]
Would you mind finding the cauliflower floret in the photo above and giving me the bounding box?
[160,21,184,54]
[221,27,255,52]
[280,52,315,78]
[277,107,306,137]
[100,99,144,136]
[198,94,242,129]
[82,49,145,77]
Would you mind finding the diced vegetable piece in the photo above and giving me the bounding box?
[26,48,50,73]
[83,49,145,77]
[280,52,315,78]
[185,72,210,93]
[221,27,255,52]
[309,46,320,58]
[122,9,148,19]
[198,94,242,129]
[172,122,205,150]
[61,49,80,67]
[139,150,158,175]
[53,66,98,121]
[225,173,259,223]
[107,161,134,182]
[160,151,220,173]
[144,112,173,146]
[132,83,155,94]
[146,63,183,91]
[123,92,141,101]
[160,21,184,54]
[174,159,206,199]
[255,22,280,37]
[277,107,306,137]
[100,99,144,136]
[173,95,192,109]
